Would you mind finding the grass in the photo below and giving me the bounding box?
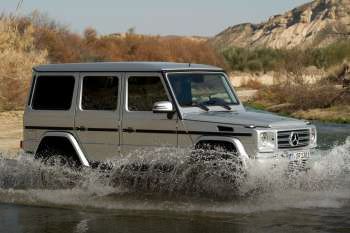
[244,102,268,111]
[292,106,350,124]
[245,99,350,124]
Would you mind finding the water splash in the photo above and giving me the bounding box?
[0,138,349,214]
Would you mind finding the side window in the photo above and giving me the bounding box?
[128,76,168,111]
[82,76,119,110]
[32,76,75,110]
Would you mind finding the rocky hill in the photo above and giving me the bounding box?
[212,0,350,49]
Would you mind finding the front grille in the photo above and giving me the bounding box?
[277,129,310,149]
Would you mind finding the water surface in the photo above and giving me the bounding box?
[0,122,349,233]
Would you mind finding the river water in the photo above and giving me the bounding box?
[0,122,349,233]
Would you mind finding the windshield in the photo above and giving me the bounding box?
[167,73,239,108]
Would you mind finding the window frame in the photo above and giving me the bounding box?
[80,75,120,112]
[165,71,241,110]
[27,73,37,106]
[31,74,76,111]
[125,73,171,112]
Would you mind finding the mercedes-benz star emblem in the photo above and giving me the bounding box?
[289,132,299,146]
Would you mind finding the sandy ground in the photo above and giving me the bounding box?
[236,89,258,102]
[0,111,23,154]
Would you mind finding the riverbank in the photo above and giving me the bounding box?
[0,111,22,154]
[247,100,350,124]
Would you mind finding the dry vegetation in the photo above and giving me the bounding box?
[292,106,350,124]
[17,13,225,65]
[0,15,47,110]
[234,38,350,123]
[0,13,225,111]
[249,74,350,123]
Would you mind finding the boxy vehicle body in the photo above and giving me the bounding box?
[23,62,317,168]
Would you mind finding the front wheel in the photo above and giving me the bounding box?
[190,142,247,192]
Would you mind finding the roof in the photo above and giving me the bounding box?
[34,62,223,72]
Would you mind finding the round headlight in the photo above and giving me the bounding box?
[310,127,317,146]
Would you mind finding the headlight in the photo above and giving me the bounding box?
[310,127,317,147]
[257,130,276,152]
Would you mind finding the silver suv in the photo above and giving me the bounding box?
[23,62,317,168]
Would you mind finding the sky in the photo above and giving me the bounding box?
[2,0,311,36]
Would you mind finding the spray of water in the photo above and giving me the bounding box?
[0,138,349,214]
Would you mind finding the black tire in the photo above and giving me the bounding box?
[191,142,246,180]
[192,142,238,162]
[35,145,80,168]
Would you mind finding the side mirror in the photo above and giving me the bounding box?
[152,101,174,113]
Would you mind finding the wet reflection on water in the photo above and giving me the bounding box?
[1,203,350,233]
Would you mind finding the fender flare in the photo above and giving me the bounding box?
[194,136,250,167]
[36,132,90,167]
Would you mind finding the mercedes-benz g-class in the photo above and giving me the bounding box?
[22,62,317,168]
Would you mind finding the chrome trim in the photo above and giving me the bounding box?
[277,129,310,149]
[194,136,250,168]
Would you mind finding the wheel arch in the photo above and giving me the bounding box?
[194,136,250,165]
[36,132,90,167]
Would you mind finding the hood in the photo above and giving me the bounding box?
[183,110,308,128]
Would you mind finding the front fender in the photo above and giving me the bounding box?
[195,136,250,167]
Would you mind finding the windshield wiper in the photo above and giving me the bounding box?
[205,98,232,110]
[192,102,209,111]
[217,103,232,110]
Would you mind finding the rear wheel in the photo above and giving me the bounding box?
[35,137,81,168]
[39,149,79,168]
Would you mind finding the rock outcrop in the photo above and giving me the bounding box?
[212,0,350,49]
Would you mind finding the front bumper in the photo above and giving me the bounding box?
[230,139,318,171]
[250,148,318,171]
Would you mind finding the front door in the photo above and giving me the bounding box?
[121,73,178,155]
[75,73,122,161]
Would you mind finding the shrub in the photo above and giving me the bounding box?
[222,40,350,73]
[222,47,284,72]
[0,17,47,110]
[0,12,226,110]
[19,12,225,66]
[255,78,346,112]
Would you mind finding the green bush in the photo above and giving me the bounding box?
[222,47,284,72]
[309,41,350,68]
[222,39,350,72]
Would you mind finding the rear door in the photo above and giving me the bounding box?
[121,73,178,155]
[74,73,122,161]
[24,72,78,153]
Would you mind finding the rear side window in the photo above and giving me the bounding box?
[128,76,168,111]
[32,76,75,110]
[82,76,119,110]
